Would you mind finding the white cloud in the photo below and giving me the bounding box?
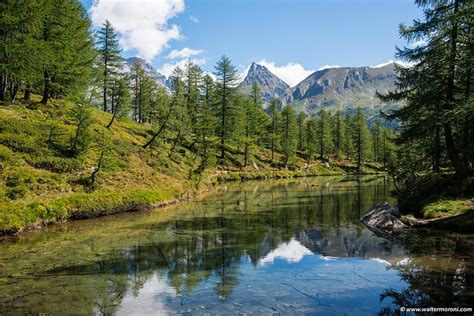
[259,238,313,265]
[90,0,185,60]
[254,60,315,87]
[158,57,207,78]
[167,47,205,59]
[190,15,199,23]
[318,64,341,71]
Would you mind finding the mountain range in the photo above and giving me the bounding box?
[124,57,400,122]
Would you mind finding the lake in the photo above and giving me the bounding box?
[1,176,473,315]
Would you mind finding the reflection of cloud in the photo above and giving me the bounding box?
[117,273,175,315]
[259,238,313,265]
[372,257,391,265]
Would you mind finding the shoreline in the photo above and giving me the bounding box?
[0,171,384,237]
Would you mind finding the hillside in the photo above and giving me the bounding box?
[0,95,382,235]
[280,63,400,122]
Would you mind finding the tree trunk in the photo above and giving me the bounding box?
[220,86,226,163]
[432,126,441,173]
[106,109,118,129]
[0,74,7,101]
[143,100,175,149]
[40,68,50,104]
[9,77,19,103]
[24,82,31,101]
[444,0,467,178]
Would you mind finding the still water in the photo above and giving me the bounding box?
[0,176,473,315]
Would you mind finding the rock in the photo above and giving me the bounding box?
[361,202,409,235]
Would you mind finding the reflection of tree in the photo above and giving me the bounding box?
[1,176,399,314]
[378,231,473,315]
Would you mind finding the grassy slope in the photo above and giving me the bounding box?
[0,95,382,235]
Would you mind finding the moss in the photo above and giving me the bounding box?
[422,198,473,219]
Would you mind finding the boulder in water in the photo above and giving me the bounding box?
[361,202,409,235]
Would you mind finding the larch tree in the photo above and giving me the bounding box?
[352,107,372,171]
[317,109,333,160]
[214,55,240,163]
[97,20,122,113]
[268,98,281,162]
[296,111,308,152]
[39,0,95,104]
[280,104,297,167]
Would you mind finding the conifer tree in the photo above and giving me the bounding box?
[352,107,372,171]
[379,0,473,178]
[106,78,130,129]
[305,118,318,164]
[195,74,217,161]
[280,105,297,166]
[249,82,270,146]
[331,109,346,158]
[317,109,333,160]
[268,98,281,162]
[39,0,95,104]
[343,113,354,158]
[97,20,122,113]
[296,111,308,152]
[214,55,240,163]
[371,121,383,162]
[184,60,203,141]
[0,0,45,101]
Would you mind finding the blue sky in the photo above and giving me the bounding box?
[81,0,423,86]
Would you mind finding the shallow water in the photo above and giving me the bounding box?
[0,176,473,315]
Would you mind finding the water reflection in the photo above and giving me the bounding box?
[0,176,472,315]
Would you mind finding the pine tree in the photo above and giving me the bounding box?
[296,111,308,152]
[379,0,473,178]
[305,118,318,164]
[184,60,203,141]
[317,109,333,160]
[168,67,189,153]
[0,0,45,101]
[280,105,297,166]
[97,20,122,113]
[241,96,260,167]
[106,78,130,129]
[371,121,383,162]
[130,61,156,123]
[214,55,240,163]
[195,74,217,162]
[331,109,346,158]
[39,0,95,104]
[268,98,281,162]
[249,82,270,146]
[352,107,372,171]
[343,113,354,159]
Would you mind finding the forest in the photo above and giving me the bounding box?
[0,0,472,234]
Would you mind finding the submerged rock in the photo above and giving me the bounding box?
[361,202,409,235]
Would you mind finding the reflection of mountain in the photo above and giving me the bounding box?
[296,228,405,263]
[1,177,472,314]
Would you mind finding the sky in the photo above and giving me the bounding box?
[80,0,423,86]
